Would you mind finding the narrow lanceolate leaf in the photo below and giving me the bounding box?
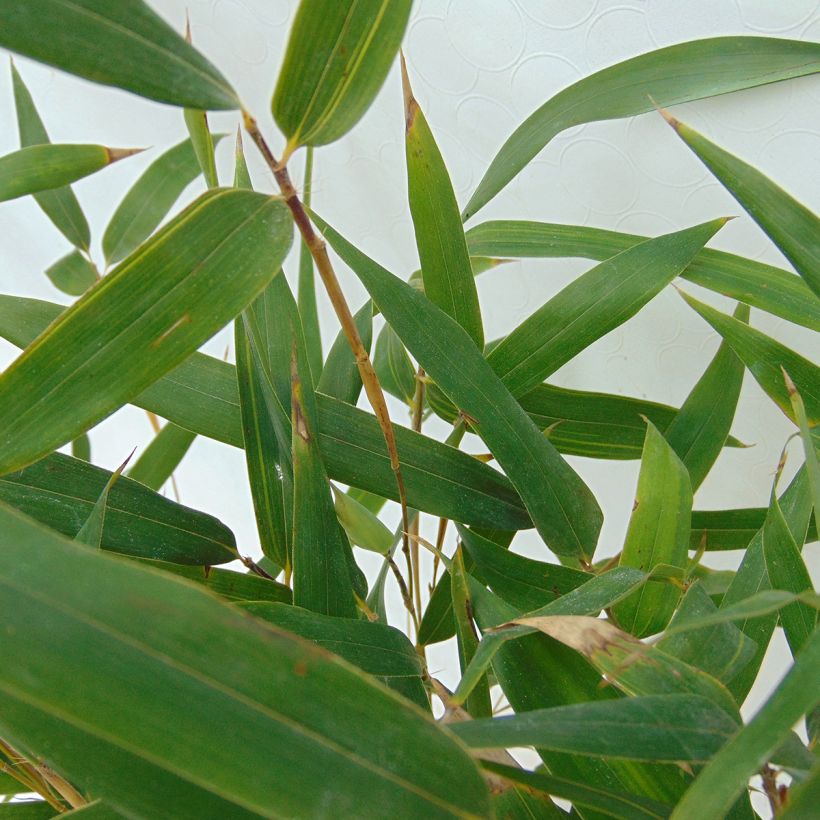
[374,323,416,404]
[0,144,139,203]
[240,602,428,710]
[0,296,533,532]
[486,219,728,398]
[316,214,602,560]
[680,290,820,425]
[291,353,357,618]
[233,130,253,190]
[317,300,372,404]
[332,486,393,555]
[403,57,483,348]
[786,374,820,539]
[76,453,131,548]
[184,110,218,188]
[614,422,692,638]
[72,432,91,462]
[0,453,236,565]
[0,1,238,110]
[665,303,749,490]
[466,220,820,332]
[662,111,820,298]
[45,249,98,296]
[451,694,736,763]
[127,423,196,492]
[0,503,491,819]
[672,629,820,820]
[11,61,90,249]
[0,189,292,476]
[103,137,226,265]
[690,504,817,552]
[463,37,820,219]
[272,0,412,148]
[297,147,322,380]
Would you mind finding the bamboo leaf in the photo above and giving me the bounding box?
[463,37,820,219]
[0,295,533,532]
[671,629,820,820]
[0,502,491,818]
[0,144,140,203]
[403,56,483,348]
[465,220,820,332]
[103,136,226,265]
[0,452,236,565]
[374,323,417,404]
[486,219,728,398]
[785,373,820,540]
[11,61,90,249]
[316,213,603,561]
[272,0,412,148]
[58,801,125,818]
[332,485,393,555]
[783,762,820,819]
[296,147,322,380]
[76,452,131,548]
[240,602,428,710]
[613,422,692,638]
[690,505,817,552]
[127,423,196,492]
[0,1,238,110]
[451,694,736,763]
[680,290,820,425]
[0,189,292,476]
[44,250,98,297]
[183,109,218,189]
[316,300,372,405]
[71,433,91,462]
[492,787,565,820]
[662,110,820,298]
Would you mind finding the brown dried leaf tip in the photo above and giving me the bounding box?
[399,51,418,133]
[511,615,639,658]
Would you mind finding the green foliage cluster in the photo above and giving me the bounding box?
[0,2,817,817]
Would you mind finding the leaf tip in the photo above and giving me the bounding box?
[399,51,418,133]
[781,366,797,397]
[107,146,146,164]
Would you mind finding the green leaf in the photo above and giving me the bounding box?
[0,452,237,565]
[486,219,728,398]
[272,0,412,148]
[786,374,820,540]
[783,762,820,819]
[233,129,253,190]
[103,137,226,265]
[0,1,238,110]
[11,61,90,250]
[679,290,820,425]
[183,110,218,189]
[0,804,54,818]
[44,250,98,297]
[613,422,692,637]
[0,189,292,476]
[374,323,417,404]
[451,694,737,763]
[239,602,428,710]
[0,143,139,203]
[403,57,483,348]
[0,296,533,533]
[463,37,820,219]
[0,501,491,819]
[665,303,748,490]
[76,452,130,548]
[492,787,565,820]
[481,763,672,820]
[332,485,393,555]
[671,629,820,820]
[465,220,820,332]
[71,432,91,462]
[663,111,820,298]
[59,801,125,818]
[316,213,603,561]
[127,423,196,491]
[316,300,372,404]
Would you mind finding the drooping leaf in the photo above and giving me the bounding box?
[332,485,393,555]
[0,502,491,818]
[463,37,820,218]
[127,423,196,492]
[0,295,533,532]
[486,219,727,398]
[44,249,98,297]
[0,143,139,203]
[316,300,372,404]
[665,303,748,490]
[103,136,226,265]
[403,56,483,348]
[296,147,322,380]
[465,220,820,332]
[374,323,417,404]
[0,1,238,110]
[662,111,820,298]
[272,0,412,148]
[315,213,602,561]
[613,422,692,638]
[0,190,292,476]
[240,602,428,710]
[11,61,90,249]
[0,452,237,565]
[671,629,820,820]
[679,290,820,425]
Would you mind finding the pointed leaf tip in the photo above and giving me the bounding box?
[399,51,417,131]
[107,147,146,163]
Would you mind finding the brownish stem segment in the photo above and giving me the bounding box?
[242,111,412,571]
[409,367,426,625]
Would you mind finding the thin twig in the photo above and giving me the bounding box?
[409,367,426,626]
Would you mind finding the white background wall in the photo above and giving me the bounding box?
[0,1,818,806]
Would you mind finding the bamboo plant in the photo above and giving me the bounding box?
[0,2,818,818]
